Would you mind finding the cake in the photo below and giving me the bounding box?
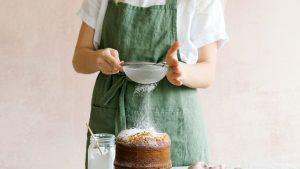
[114,128,172,169]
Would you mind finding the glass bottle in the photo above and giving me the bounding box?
[88,133,115,169]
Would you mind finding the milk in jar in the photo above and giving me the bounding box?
[88,134,115,169]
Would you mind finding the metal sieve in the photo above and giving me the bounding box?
[121,62,169,84]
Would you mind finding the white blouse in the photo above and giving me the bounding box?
[77,0,228,64]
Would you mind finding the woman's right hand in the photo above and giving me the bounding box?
[73,23,124,74]
[96,48,123,75]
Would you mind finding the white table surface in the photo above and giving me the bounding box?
[173,165,300,169]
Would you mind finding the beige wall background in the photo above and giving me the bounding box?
[1,0,300,168]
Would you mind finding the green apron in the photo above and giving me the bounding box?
[86,0,209,167]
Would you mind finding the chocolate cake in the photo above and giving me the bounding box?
[114,128,172,169]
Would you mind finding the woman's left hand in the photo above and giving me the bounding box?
[165,41,185,86]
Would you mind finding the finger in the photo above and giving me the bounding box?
[104,54,122,71]
[96,51,113,69]
[166,41,180,66]
[172,79,182,86]
[101,63,119,75]
[168,64,181,77]
[109,49,120,61]
[102,70,119,75]
[119,61,125,72]
[172,66,181,74]
[166,55,179,68]
[99,49,122,70]
[98,59,116,73]
[108,48,122,70]
[174,77,182,85]
[168,73,182,86]
[167,41,180,56]
[173,71,182,77]
[170,68,182,78]
[167,68,181,80]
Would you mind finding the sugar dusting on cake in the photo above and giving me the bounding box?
[118,128,156,140]
[117,128,170,147]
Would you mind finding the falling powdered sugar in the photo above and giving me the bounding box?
[133,83,157,129]
[134,83,157,96]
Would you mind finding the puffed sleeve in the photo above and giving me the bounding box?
[191,0,228,48]
[77,0,101,29]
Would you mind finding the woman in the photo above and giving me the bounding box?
[73,0,228,167]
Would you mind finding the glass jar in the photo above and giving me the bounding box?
[88,133,115,169]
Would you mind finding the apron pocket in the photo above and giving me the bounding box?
[89,105,117,134]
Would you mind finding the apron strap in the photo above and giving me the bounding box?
[100,74,128,134]
[116,79,128,134]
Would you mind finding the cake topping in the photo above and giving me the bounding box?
[117,128,170,147]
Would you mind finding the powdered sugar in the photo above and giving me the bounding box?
[117,128,156,140]
[117,128,169,147]
[133,83,157,96]
[133,83,158,129]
